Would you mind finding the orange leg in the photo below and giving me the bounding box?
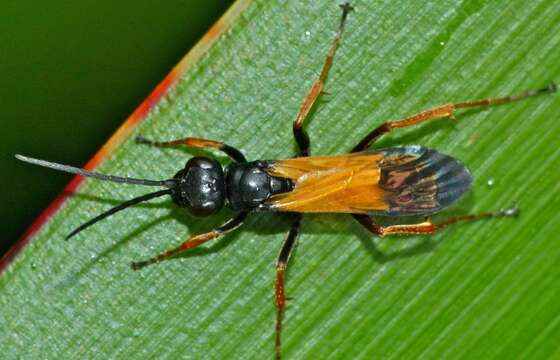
[352,82,557,152]
[275,215,301,360]
[293,3,353,156]
[352,207,519,236]
[136,135,246,162]
[131,212,247,270]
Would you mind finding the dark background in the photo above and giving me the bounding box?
[0,1,234,256]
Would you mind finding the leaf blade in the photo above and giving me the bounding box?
[2,1,560,359]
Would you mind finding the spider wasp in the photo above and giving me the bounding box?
[16,3,557,359]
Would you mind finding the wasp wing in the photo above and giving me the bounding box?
[264,146,472,215]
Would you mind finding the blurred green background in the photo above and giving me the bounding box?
[0,0,234,256]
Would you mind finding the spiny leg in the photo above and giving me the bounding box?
[352,207,519,236]
[275,214,302,360]
[293,3,353,156]
[351,82,557,152]
[131,212,248,270]
[136,136,246,162]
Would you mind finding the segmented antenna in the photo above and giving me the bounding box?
[15,154,176,188]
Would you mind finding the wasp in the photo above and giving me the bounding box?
[16,3,557,359]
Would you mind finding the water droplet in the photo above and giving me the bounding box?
[110,320,120,330]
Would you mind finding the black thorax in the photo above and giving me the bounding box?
[225,161,293,211]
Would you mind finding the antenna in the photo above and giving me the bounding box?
[66,189,171,239]
[16,154,177,238]
[15,154,176,188]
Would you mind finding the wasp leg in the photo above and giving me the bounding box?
[131,212,248,270]
[275,214,301,360]
[292,3,353,156]
[351,82,557,152]
[352,207,519,236]
[135,135,246,162]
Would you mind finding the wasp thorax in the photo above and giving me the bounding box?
[171,156,225,216]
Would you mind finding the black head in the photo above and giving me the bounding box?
[170,156,225,216]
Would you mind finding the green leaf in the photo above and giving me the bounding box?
[2,0,560,359]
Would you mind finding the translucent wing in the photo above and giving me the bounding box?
[264,146,472,215]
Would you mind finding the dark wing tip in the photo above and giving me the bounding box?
[427,149,473,209]
[379,146,472,216]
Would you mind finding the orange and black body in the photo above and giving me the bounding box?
[15,3,556,360]
[214,145,472,216]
